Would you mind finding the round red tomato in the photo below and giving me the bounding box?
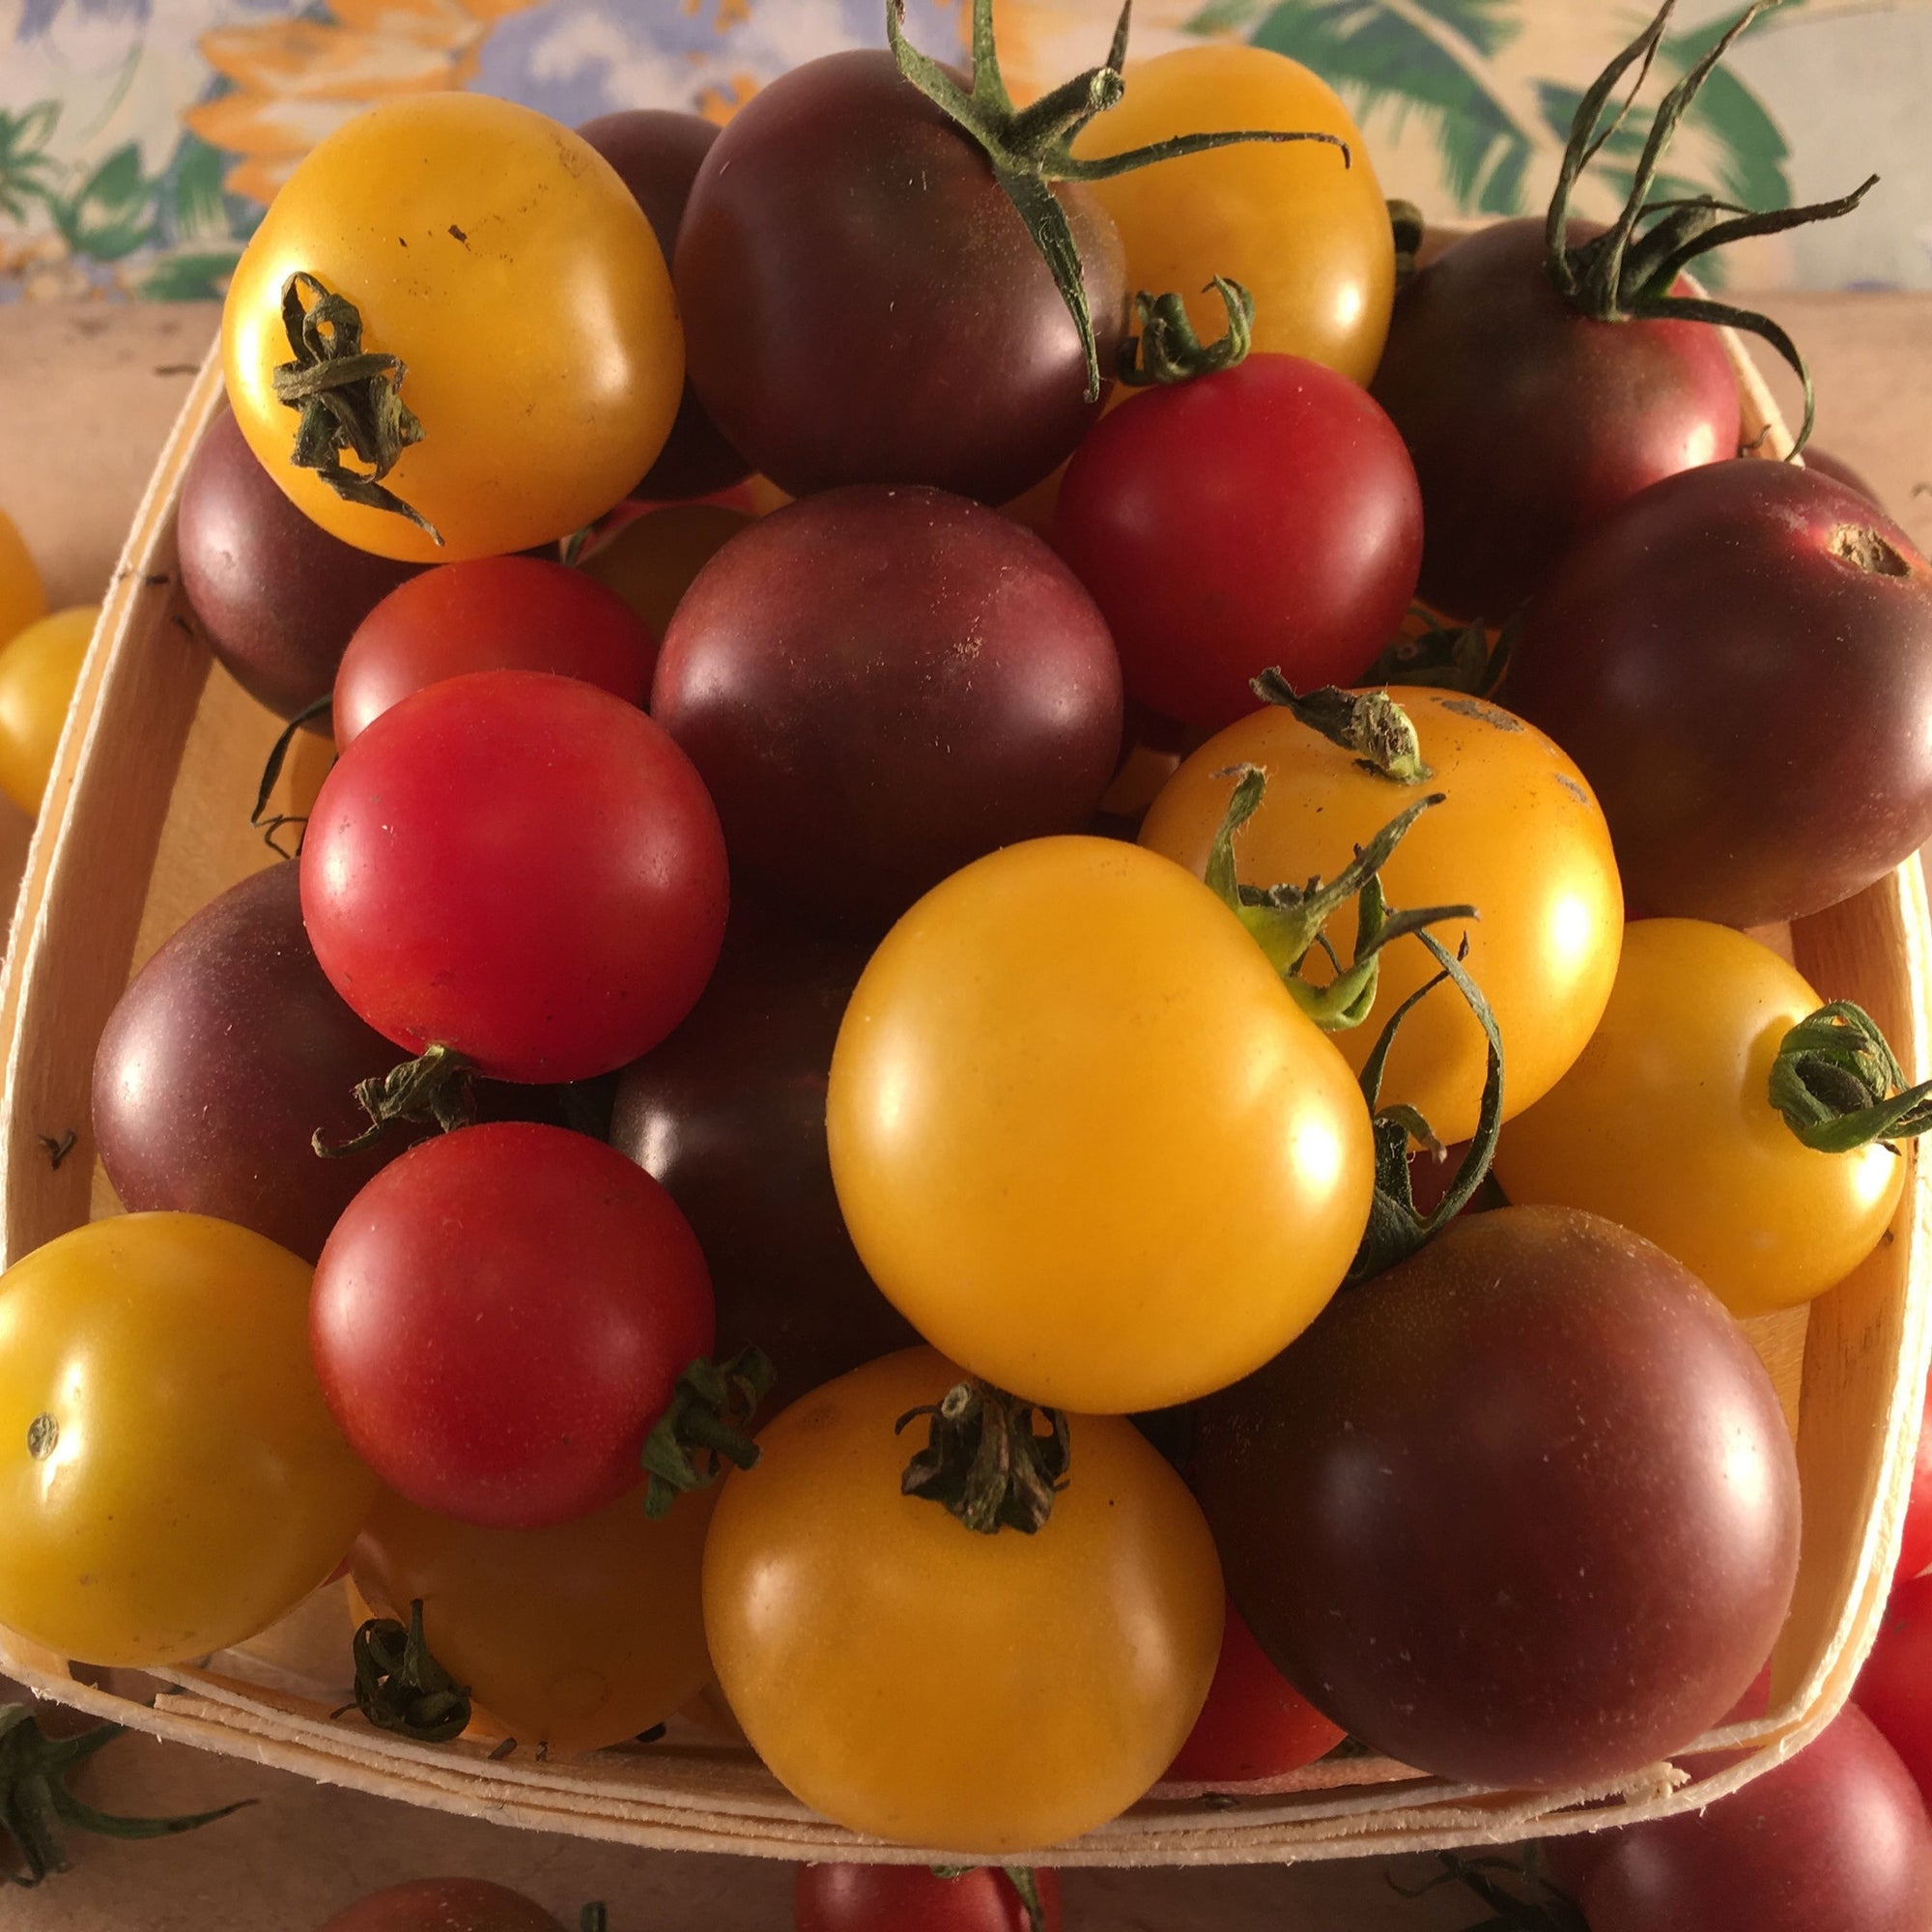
[795,1864,1062,1932]
[312,1121,712,1529]
[1899,1384,1932,1584]
[1053,355,1422,729]
[300,669,727,1084]
[1163,1598,1345,1786]
[333,557,656,747]
[1858,1574,1932,1805]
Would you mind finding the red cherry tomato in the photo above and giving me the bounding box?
[1857,1574,1932,1804]
[333,557,656,748]
[1053,355,1422,729]
[1164,1598,1345,1785]
[1901,1386,1932,1584]
[311,1122,712,1529]
[318,1879,565,1932]
[794,1863,1063,1932]
[301,669,727,1083]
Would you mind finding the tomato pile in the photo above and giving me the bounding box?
[7,0,1932,1909]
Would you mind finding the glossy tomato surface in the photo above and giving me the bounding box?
[826,838,1374,1414]
[653,486,1122,929]
[318,1880,564,1932]
[1163,1598,1346,1786]
[1195,1206,1801,1788]
[1495,919,1904,1316]
[301,669,727,1083]
[675,51,1124,504]
[0,1214,375,1666]
[0,605,92,815]
[1370,217,1741,621]
[795,1863,1062,1932]
[1506,460,1932,925]
[312,1122,712,1529]
[704,1348,1224,1853]
[1054,355,1421,730]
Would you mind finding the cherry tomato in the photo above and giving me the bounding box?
[0,605,93,815]
[826,838,1374,1414]
[300,669,727,1084]
[581,504,752,641]
[652,487,1122,930]
[1506,461,1932,925]
[1054,355,1420,730]
[332,557,655,748]
[0,503,45,649]
[1898,1383,1932,1584]
[1495,920,1904,1317]
[313,1122,712,1529]
[1163,1599,1345,1787]
[795,1863,1063,1932]
[1858,1575,1932,1806]
[1195,1207,1801,1789]
[0,1213,375,1667]
[223,96,682,563]
[318,1880,565,1932]
[351,1482,714,1757]
[703,1348,1223,1853]
[1140,692,1622,1146]
[1074,43,1391,384]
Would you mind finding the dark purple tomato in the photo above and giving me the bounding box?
[1193,1205,1801,1789]
[91,864,426,1264]
[1548,1705,1932,1932]
[1370,219,1740,621]
[610,907,916,1406]
[674,50,1126,504]
[577,109,751,502]
[1054,354,1422,729]
[1505,459,1932,925]
[178,408,419,720]
[651,485,1122,929]
[318,1878,565,1932]
[333,556,656,747]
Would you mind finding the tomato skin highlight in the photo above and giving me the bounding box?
[0,605,92,815]
[312,1122,713,1531]
[1163,1599,1345,1786]
[794,1863,1064,1932]
[1054,355,1422,730]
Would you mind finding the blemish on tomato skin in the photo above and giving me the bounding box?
[1440,696,1522,731]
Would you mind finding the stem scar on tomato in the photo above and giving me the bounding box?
[1119,275,1253,387]
[896,1378,1071,1535]
[340,1599,472,1743]
[312,1042,478,1158]
[639,1348,777,1519]
[1772,1001,1932,1152]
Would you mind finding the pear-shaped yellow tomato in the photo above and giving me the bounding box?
[0,604,93,815]
[1075,44,1393,384]
[1495,920,1906,1317]
[351,1482,714,1758]
[0,1214,375,1666]
[0,507,44,650]
[1141,692,1623,1146]
[703,1348,1224,1854]
[827,836,1373,1414]
[223,95,683,563]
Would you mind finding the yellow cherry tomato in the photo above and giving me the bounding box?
[827,836,1374,1414]
[1494,920,1905,1317]
[351,1482,715,1758]
[222,95,683,564]
[1140,692,1624,1146]
[1075,44,1394,384]
[0,1214,375,1667]
[703,1347,1224,1854]
[582,503,752,640]
[0,508,45,650]
[0,605,94,816]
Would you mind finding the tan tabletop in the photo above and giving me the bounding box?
[0,293,1926,1930]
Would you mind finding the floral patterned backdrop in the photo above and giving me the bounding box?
[3,0,1929,303]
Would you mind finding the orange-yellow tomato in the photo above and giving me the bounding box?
[0,605,94,815]
[1494,919,1905,1317]
[0,508,45,650]
[703,1347,1224,1854]
[1140,692,1624,1146]
[1075,44,1393,384]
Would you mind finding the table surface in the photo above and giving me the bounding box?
[1,290,1927,1930]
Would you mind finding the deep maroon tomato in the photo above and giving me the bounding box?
[1898,1385,1932,1584]
[300,670,728,1083]
[794,1863,1063,1932]
[652,486,1122,929]
[1505,460,1932,924]
[312,1121,712,1529]
[317,1878,565,1932]
[1857,1575,1932,1804]
[1804,444,1885,507]
[675,51,1125,504]
[1370,219,1740,621]
[1194,1206,1801,1788]
[179,408,418,720]
[1163,1597,1345,1786]
[577,109,750,502]
[332,557,655,748]
[92,864,426,1263]
[1054,355,1422,729]
[1551,1705,1932,1932]
[610,907,915,1406]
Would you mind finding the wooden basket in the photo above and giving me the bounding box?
[0,301,1925,1868]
